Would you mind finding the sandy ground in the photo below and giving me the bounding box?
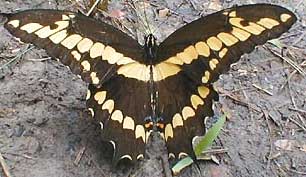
[0,0,305,177]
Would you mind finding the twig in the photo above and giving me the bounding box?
[265,46,306,76]
[26,57,52,62]
[0,45,34,70]
[288,116,306,132]
[262,110,273,169]
[220,92,261,112]
[73,146,86,166]
[289,107,306,114]
[252,84,273,96]
[0,152,13,177]
[86,0,102,16]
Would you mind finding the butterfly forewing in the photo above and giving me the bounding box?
[3,9,144,86]
[155,4,296,159]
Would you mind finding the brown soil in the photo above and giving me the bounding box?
[0,0,305,177]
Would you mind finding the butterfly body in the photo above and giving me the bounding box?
[1,4,296,165]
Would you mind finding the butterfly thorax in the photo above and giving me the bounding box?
[144,34,158,64]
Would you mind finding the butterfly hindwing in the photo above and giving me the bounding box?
[3,9,144,86]
[154,4,296,159]
[86,76,152,163]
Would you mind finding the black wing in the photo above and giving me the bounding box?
[2,10,152,163]
[154,4,296,159]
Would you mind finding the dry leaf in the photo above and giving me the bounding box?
[274,139,294,151]
[158,8,170,18]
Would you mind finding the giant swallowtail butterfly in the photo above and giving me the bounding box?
[1,4,296,165]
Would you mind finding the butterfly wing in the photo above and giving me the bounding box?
[154,4,296,159]
[2,9,144,86]
[2,10,152,163]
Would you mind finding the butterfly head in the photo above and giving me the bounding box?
[144,34,157,61]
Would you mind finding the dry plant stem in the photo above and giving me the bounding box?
[221,92,261,112]
[86,0,102,16]
[74,146,86,166]
[252,84,273,96]
[273,160,289,177]
[0,152,13,177]
[288,116,306,132]
[262,111,273,169]
[265,46,306,76]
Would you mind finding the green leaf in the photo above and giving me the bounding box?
[194,114,226,156]
[171,114,226,175]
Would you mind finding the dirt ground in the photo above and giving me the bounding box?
[0,0,305,177]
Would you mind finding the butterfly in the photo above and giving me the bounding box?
[1,3,296,165]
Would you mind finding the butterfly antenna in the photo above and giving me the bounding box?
[152,2,184,35]
[86,0,102,16]
[142,1,153,35]
[128,0,149,36]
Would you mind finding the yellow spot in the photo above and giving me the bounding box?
[217,32,239,46]
[81,60,91,71]
[154,62,181,81]
[69,14,76,18]
[195,41,210,57]
[229,18,265,35]
[49,30,68,44]
[229,11,236,17]
[117,62,150,82]
[257,18,280,29]
[218,48,228,58]
[62,14,70,20]
[135,125,146,143]
[201,71,210,83]
[159,132,165,139]
[120,155,132,160]
[86,90,91,100]
[177,46,198,64]
[182,106,195,120]
[102,46,123,64]
[61,34,83,49]
[111,110,123,123]
[172,113,183,128]
[77,38,93,53]
[169,153,175,159]
[198,86,210,98]
[231,27,251,41]
[90,42,105,58]
[71,50,81,61]
[165,56,184,65]
[90,72,100,84]
[102,99,114,114]
[20,23,43,33]
[94,91,106,104]
[116,57,135,65]
[165,124,174,141]
[123,116,135,130]
[88,108,94,117]
[191,95,204,109]
[146,130,152,143]
[8,20,20,28]
[137,154,144,160]
[280,13,291,22]
[179,152,188,159]
[207,37,223,51]
[35,21,69,38]
[209,58,219,70]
